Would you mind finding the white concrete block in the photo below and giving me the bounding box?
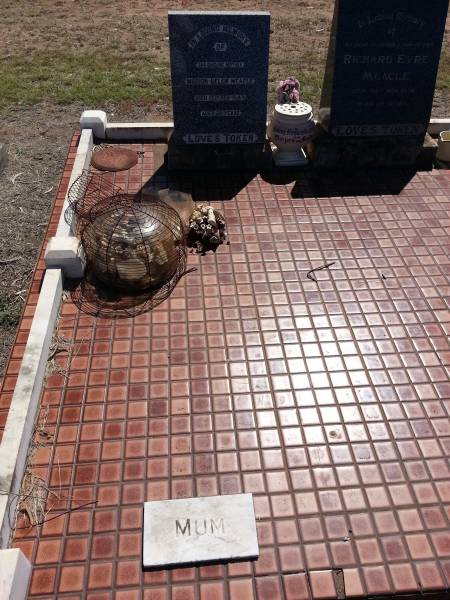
[105,122,174,141]
[143,493,259,570]
[0,549,31,600]
[428,118,450,136]
[87,117,450,142]
[45,236,85,278]
[0,269,62,547]
[80,110,107,139]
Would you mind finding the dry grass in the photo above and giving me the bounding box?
[11,333,88,530]
[13,403,96,531]
[0,0,447,114]
[11,405,54,530]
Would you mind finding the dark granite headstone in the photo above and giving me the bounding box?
[168,11,270,170]
[312,0,448,168]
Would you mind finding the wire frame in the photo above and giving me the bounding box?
[70,249,188,319]
[66,172,192,318]
[65,170,124,233]
[80,199,185,292]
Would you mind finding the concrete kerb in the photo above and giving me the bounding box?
[0,269,63,549]
[79,110,450,142]
[0,126,94,547]
[55,127,93,238]
[0,126,94,598]
[105,122,175,141]
[428,118,450,136]
[46,127,93,277]
[80,108,173,141]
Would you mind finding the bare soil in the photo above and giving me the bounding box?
[0,0,449,377]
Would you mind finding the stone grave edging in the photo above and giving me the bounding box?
[0,127,94,599]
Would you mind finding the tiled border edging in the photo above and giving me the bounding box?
[55,128,93,238]
[0,126,94,599]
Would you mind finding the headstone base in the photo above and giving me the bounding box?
[168,139,271,171]
[308,128,437,170]
[272,147,308,167]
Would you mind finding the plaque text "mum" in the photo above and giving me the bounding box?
[143,493,259,570]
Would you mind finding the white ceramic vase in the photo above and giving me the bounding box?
[268,102,315,166]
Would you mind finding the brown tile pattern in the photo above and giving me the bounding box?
[5,141,450,599]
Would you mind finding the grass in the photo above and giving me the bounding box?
[437,53,450,91]
[0,0,448,114]
[0,51,171,109]
[0,48,326,113]
[1,46,448,115]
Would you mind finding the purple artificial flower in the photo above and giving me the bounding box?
[276,77,301,104]
[291,89,300,103]
[276,80,286,104]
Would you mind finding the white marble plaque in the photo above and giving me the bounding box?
[143,493,259,569]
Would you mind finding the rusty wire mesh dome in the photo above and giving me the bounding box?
[81,200,185,292]
[71,199,188,319]
[65,170,123,231]
[66,171,192,318]
[70,251,188,319]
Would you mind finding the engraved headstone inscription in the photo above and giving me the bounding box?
[168,11,270,170]
[312,0,449,168]
[142,494,259,570]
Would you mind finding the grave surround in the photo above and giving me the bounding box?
[2,136,450,599]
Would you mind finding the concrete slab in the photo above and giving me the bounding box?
[143,494,259,570]
[4,137,450,599]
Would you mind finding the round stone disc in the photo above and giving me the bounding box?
[92,147,139,172]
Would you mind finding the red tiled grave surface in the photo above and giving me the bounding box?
[4,138,450,599]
